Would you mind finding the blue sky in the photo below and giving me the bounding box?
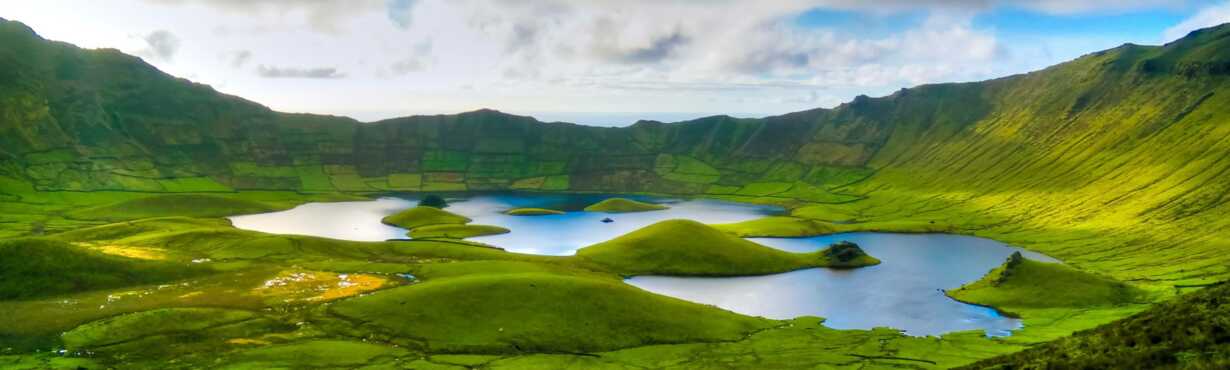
[2,1,1229,125]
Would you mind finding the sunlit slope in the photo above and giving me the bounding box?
[827,27,1230,285]
[957,282,1230,369]
[2,18,1230,284]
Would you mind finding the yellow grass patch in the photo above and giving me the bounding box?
[253,270,389,303]
[226,338,272,346]
[90,244,169,260]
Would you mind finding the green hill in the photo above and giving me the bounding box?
[582,198,669,213]
[504,207,565,216]
[67,194,275,222]
[949,252,1146,313]
[407,223,510,239]
[326,273,773,353]
[957,282,1230,369]
[380,206,471,230]
[0,238,208,300]
[576,219,876,276]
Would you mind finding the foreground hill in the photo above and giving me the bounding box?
[958,282,1230,369]
[0,238,208,300]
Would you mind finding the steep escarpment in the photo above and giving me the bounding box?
[2,19,1230,286]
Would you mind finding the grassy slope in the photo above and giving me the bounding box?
[582,198,669,213]
[714,216,837,237]
[408,223,510,239]
[327,273,774,353]
[950,254,1147,313]
[505,207,565,216]
[67,194,276,222]
[577,219,877,276]
[958,283,1230,369]
[381,206,471,229]
[0,238,208,300]
[946,253,1153,344]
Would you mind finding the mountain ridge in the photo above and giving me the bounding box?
[2,19,1230,287]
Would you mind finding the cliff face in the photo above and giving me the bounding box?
[2,19,1230,283]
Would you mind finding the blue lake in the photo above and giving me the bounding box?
[229,193,1059,337]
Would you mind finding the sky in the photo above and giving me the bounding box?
[3,1,1230,126]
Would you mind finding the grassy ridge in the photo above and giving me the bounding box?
[958,283,1230,369]
[577,219,877,276]
[328,272,774,353]
[950,253,1147,314]
[505,207,565,216]
[381,206,471,230]
[408,223,510,239]
[582,198,669,213]
[67,195,275,222]
[0,238,208,300]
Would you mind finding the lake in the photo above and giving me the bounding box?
[229,193,1059,337]
[628,233,1059,337]
[230,193,782,255]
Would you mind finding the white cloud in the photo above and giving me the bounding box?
[138,29,180,61]
[257,65,345,79]
[2,0,1188,122]
[146,0,385,34]
[228,50,252,68]
[1164,2,1230,42]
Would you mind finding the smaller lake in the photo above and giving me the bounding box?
[229,193,781,255]
[627,233,1059,337]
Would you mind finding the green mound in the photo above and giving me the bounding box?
[66,195,275,222]
[504,207,565,216]
[714,216,837,237]
[62,308,271,351]
[327,273,772,353]
[221,340,411,369]
[408,224,510,239]
[0,238,208,300]
[381,206,472,230]
[958,282,1230,369]
[821,241,880,268]
[949,252,1145,313]
[582,198,668,213]
[576,219,872,276]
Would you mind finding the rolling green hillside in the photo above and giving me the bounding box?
[1,18,1228,289]
[0,238,209,300]
[958,282,1230,369]
[3,16,1230,369]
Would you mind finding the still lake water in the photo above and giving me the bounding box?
[629,233,1059,337]
[229,193,1059,336]
[230,193,780,254]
